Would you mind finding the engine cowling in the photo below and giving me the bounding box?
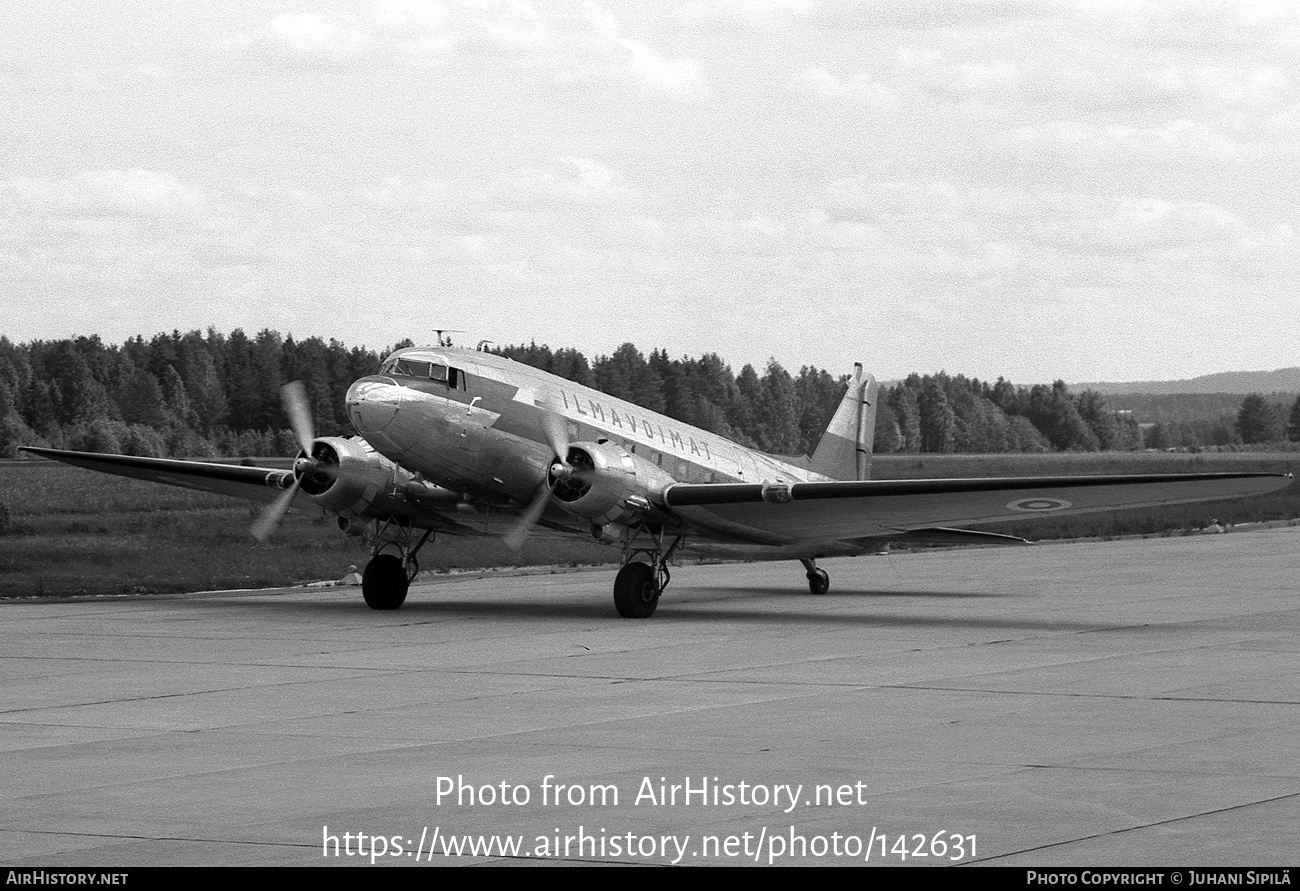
[295,436,432,519]
[548,440,676,527]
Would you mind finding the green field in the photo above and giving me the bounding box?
[1,451,1296,598]
[0,459,615,597]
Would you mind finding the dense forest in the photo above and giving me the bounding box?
[1,330,1297,460]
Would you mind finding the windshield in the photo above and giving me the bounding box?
[381,357,465,390]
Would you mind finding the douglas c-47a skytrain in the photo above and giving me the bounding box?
[24,343,1293,617]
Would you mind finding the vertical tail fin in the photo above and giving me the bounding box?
[809,363,879,481]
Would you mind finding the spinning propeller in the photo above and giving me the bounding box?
[503,393,590,550]
[250,381,334,541]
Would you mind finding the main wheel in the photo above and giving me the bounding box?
[807,567,830,596]
[362,554,409,610]
[613,561,660,618]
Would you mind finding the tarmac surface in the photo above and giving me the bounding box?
[2,528,1298,867]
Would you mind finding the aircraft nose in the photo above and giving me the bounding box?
[346,378,404,434]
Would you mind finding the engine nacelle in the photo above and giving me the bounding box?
[296,436,412,519]
[549,440,676,527]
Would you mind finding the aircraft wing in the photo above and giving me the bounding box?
[20,447,299,505]
[662,473,1294,545]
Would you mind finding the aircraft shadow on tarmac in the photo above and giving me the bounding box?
[705,586,1012,599]
[244,589,1121,635]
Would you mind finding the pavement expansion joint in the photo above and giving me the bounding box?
[977,789,1300,864]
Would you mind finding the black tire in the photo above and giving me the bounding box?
[613,561,660,618]
[362,554,409,610]
[807,568,830,596]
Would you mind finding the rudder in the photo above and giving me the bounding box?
[809,363,878,481]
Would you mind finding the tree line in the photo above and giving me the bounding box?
[1,331,1297,460]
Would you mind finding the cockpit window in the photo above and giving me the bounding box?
[381,357,466,390]
[383,358,425,377]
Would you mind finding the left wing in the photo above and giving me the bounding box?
[662,473,1293,545]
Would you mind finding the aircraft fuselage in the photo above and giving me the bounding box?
[345,347,825,514]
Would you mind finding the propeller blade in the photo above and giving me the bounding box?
[281,380,315,455]
[537,390,570,464]
[251,476,300,542]
[502,389,577,551]
[251,380,320,541]
[503,482,553,551]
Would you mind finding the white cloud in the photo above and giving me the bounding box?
[1014,118,1253,161]
[681,0,816,29]
[831,178,1261,248]
[1148,64,1291,109]
[505,157,645,206]
[1075,0,1300,49]
[790,35,1294,147]
[1028,198,1255,252]
[1,169,210,218]
[24,65,174,93]
[789,67,894,106]
[264,12,372,59]
[812,176,1298,298]
[950,60,1021,95]
[235,1,708,100]
[790,50,1025,118]
[683,0,1054,30]
[242,1,555,62]
[553,37,710,101]
[894,49,1027,101]
[615,39,710,101]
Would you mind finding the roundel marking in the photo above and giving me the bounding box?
[1007,497,1072,512]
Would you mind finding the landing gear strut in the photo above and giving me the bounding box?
[614,526,683,618]
[801,558,830,596]
[361,519,433,610]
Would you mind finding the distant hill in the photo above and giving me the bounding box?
[1075,368,1300,395]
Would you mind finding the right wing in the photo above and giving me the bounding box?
[20,446,491,535]
[20,447,299,505]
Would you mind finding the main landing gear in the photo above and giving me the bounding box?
[361,518,433,610]
[614,526,684,618]
[800,557,830,596]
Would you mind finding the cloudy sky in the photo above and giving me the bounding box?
[1,1,1296,383]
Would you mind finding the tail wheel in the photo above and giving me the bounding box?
[614,561,660,618]
[362,554,409,610]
